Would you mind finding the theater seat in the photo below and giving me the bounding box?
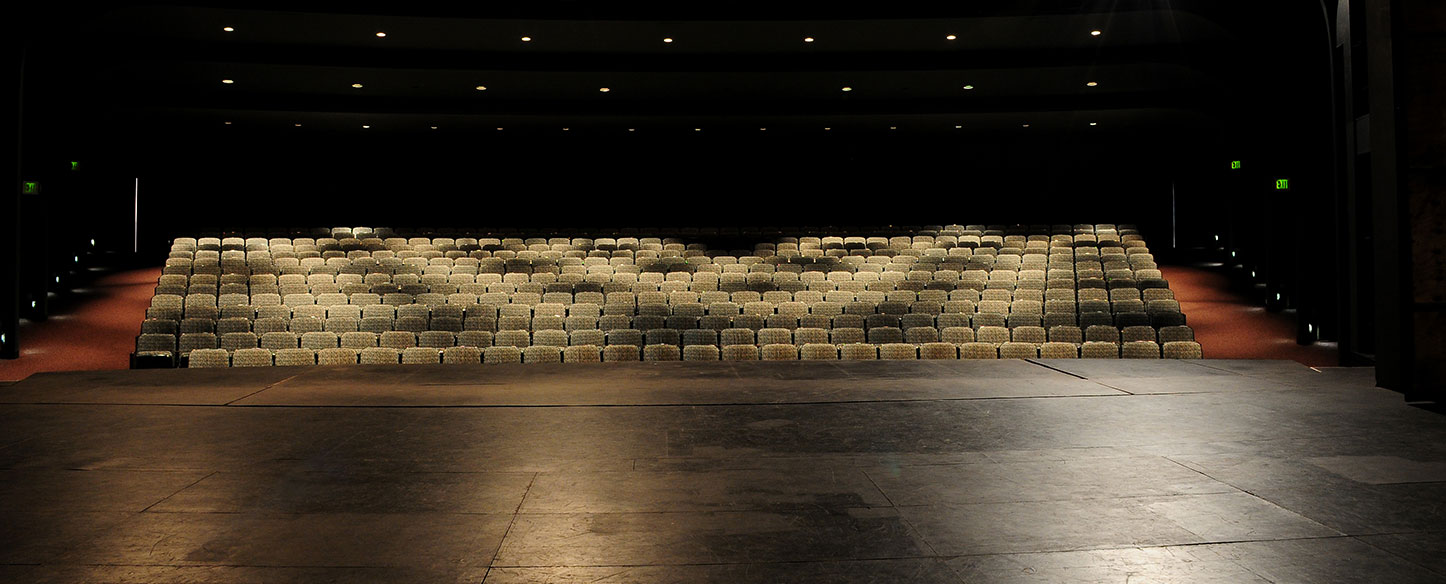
[442,346,483,364]
[483,346,523,364]
[643,344,681,361]
[187,348,230,368]
[1163,341,1204,359]
[317,347,359,365]
[799,343,837,360]
[360,347,401,365]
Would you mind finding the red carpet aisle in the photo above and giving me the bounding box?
[0,267,161,381]
[1160,265,1338,367]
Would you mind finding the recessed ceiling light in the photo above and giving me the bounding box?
[889,126,897,130]
[294,123,302,127]
[222,26,234,32]
[599,87,610,92]
[663,37,674,43]
[431,126,438,129]
[759,127,767,131]
[223,121,232,125]
[1022,123,1030,128]
[375,32,387,38]
[841,86,852,92]
[362,125,370,128]
[1090,30,1102,36]
[351,83,363,88]
[955,125,962,129]
[803,37,815,43]
[563,127,570,131]
[694,128,702,132]
[520,36,532,42]
[1089,122,1098,126]
[1086,81,1099,87]
[496,127,503,131]
[962,84,975,90]
[475,85,487,91]
[221,79,234,84]
[945,34,957,40]
[824,127,831,131]
[628,128,635,132]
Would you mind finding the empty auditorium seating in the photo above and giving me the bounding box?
[137,224,1194,368]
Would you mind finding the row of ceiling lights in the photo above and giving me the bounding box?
[224,122,1102,129]
[217,26,1106,91]
[215,26,1107,130]
[221,27,1106,43]
[218,80,1102,90]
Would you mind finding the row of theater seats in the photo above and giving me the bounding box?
[188,339,1204,367]
[131,224,1201,367]
[140,324,1196,352]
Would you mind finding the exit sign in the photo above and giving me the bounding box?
[21,181,40,195]
[1230,160,1241,170]
[1275,179,1290,190]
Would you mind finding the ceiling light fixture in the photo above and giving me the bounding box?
[841,86,852,92]
[362,125,370,128]
[431,126,438,130]
[628,128,635,132]
[955,125,963,129]
[475,85,487,91]
[663,37,674,43]
[599,87,610,92]
[803,36,815,43]
[1089,122,1098,126]
[1022,123,1031,127]
[1086,81,1099,87]
[221,79,234,84]
[351,83,363,88]
[946,34,957,40]
[695,128,702,131]
[222,26,234,32]
[294,123,302,127]
[1090,30,1102,36]
[824,127,831,131]
[563,127,570,131]
[223,121,232,125]
[962,84,975,90]
[520,36,532,42]
[496,127,503,130]
[760,127,767,131]
[375,32,387,38]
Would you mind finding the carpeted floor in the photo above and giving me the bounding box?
[0,264,1339,381]
[1160,265,1339,367]
[0,267,162,381]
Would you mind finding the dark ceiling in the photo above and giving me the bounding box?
[17,1,1303,139]
[13,1,1334,231]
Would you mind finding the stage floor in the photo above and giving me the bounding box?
[1,360,1443,582]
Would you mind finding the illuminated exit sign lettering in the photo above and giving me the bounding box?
[1230,160,1241,170]
[1275,179,1290,190]
[22,181,40,195]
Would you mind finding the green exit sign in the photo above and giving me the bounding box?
[70,161,80,171]
[1275,178,1290,190]
[1230,160,1241,170]
[21,181,40,195]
